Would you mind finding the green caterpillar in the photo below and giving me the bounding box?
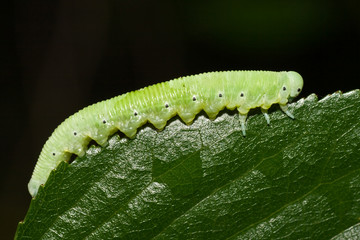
[28,70,303,197]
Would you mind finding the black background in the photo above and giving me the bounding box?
[1,0,359,238]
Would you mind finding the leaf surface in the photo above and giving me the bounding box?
[16,90,360,239]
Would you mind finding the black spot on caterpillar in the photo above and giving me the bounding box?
[28,70,303,197]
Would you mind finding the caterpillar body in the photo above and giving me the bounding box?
[28,70,303,197]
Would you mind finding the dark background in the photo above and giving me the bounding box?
[1,0,359,238]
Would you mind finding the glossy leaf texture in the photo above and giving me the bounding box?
[16,90,360,240]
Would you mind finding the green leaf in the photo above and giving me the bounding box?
[16,90,360,239]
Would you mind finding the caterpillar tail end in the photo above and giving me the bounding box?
[28,179,40,197]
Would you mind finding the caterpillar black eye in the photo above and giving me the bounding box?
[192,96,196,101]
[165,103,169,108]
[283,86,287,91]
[134,111,138,116]
[52,153,56,156]
[73,132,77,136]
[240,92,244,97]
[297,88,301,92]
[103,120,106,124]
[218,93,223,97]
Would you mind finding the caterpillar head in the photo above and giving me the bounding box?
[287,71,304,98]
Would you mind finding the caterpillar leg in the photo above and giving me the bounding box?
[279,104,294,119]
[238,113,248,137]
[261,108,270,125]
